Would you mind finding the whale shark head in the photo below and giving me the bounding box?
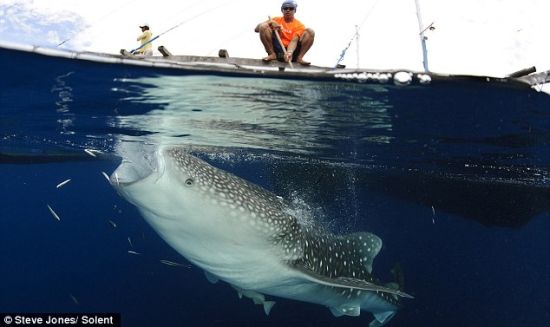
[111,146,412,326]
[111,146,301,246]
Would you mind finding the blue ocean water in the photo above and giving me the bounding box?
[2,47,550,326]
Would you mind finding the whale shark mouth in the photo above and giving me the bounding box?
[110,146,166,186]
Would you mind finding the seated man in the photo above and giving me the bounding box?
[255,0,315,65]
[136,23,153,56]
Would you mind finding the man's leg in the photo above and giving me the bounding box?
[259,23,277,61]
[295,28,315,65]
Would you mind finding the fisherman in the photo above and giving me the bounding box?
[136,23,153,56]
[255,0,314,65]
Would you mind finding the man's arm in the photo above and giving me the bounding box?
[255,19,280,33]
[284,35,299,62]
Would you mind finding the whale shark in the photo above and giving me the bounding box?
[110,146,412,326]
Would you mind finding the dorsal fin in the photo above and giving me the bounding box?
[299,230,382,280]
[346,232,382,274]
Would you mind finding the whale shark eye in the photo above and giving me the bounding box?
[184,178,194,186]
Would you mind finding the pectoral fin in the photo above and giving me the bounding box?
[231,285,276,315]
[204,271,219,284]
[262,301,276,315]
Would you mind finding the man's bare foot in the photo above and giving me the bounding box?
[262,53,277,62]
[295,58,311,66]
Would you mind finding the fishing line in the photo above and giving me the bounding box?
[161,0,204,28]
[206,25,250,56]
[334,0,381,67]
[1,3,17,11]
[203,0,252,56]
[130,0,233,54]
[56,0,139,47]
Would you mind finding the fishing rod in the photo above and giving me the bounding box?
[130,35,159,54]
[130,1,231,54]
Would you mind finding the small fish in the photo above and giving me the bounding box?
[128,237,133,248]
[69,294,79,305]
[47,204,61,221]
[56,179,71,189]
[431,206,436,224]
[101,171,110,182]
[108,220,117,228]
[160,259,190,268]
[84,149,97,157]
[127,250,141,255]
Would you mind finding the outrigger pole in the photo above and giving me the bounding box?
[414,0,430,72]
[334,0,381,68]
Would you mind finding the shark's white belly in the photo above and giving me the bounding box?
[136,198,298,291]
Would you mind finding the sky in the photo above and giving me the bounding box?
[1,0,550,77]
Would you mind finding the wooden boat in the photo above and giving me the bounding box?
[1,40,548,90]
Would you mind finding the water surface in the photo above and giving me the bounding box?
[2,49,550,326]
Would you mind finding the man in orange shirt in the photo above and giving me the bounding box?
[255,0,315,65]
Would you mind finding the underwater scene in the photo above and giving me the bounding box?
[2,48,550,327]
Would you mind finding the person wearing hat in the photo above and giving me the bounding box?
[255,0,314,65]
[136,23,153,56]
